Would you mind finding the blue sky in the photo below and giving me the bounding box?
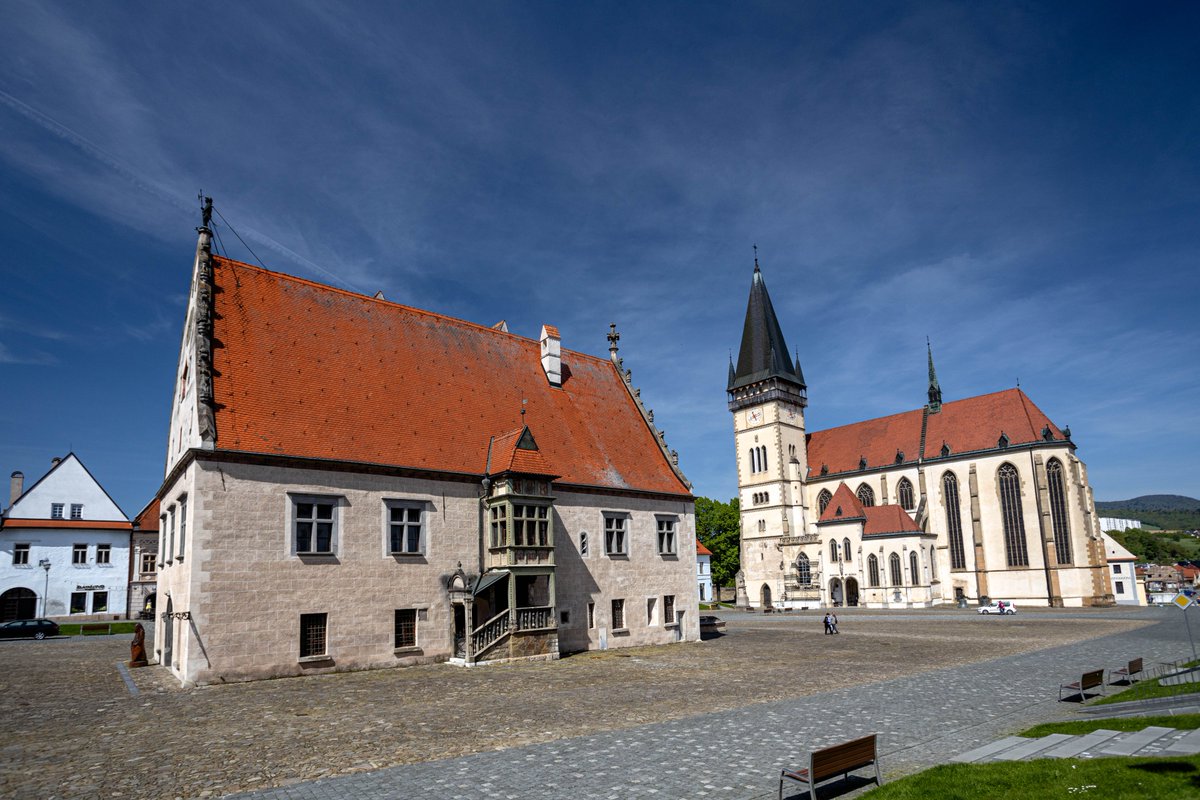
[1,1,1197,516]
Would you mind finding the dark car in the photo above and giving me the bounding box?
[0,619,60,640]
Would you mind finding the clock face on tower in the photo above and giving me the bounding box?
[784,407,799,423]
[748,409,763,425]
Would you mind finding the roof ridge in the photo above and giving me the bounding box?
[211,255,616,367]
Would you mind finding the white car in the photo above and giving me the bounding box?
[979,601,1017,615]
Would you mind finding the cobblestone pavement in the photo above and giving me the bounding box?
[0,606,1185,799]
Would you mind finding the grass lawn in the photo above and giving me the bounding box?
[58,622,139,636]
[1021,714,1200,737]
[861,755,1200,799]
[1092,661,1200,706]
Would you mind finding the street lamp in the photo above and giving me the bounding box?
[38,559,51,617]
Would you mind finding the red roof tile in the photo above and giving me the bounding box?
[818,483,866,523]
[696,539,712,556]
[2,518,132,530]
[134,498,160,532]
[542,324,560,338]
[209,256,689,496]
[863,505,923,536]
[489,427,558,478]
[807,389,1065,475]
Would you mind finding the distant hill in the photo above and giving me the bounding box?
[1095,495,1200,532]
[1095,495,1200,513]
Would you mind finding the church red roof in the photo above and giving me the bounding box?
[207,256,689,496]
[807,388,1064,475]
[489,427,559,478]
[863,505,924,536]
[818,483,866,523]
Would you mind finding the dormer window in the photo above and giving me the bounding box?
[1042,426,1054,441]
[941,442,951,458]
[71,503,83,520]
[895,450,905,464]
[858,456,867,470]
[998,432,1010,449]
[51,503,64,520]
[820,463,829,476]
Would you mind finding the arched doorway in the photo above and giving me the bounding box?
[761,584,772,608]
[829,578,843,607]
[0,588,37,621]
[845,578,860,607]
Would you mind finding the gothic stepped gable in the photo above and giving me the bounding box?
[207,255,688,496]
[806,388,1064,476]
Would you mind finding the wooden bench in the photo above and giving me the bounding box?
[1110,657,1144,685]
[779,733,882,800]
[1059,668,1105,701]
[80,623,111,635]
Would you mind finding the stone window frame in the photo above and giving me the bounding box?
[140,551,156,576]
[817,489,832,514]
[384,499,427,557]
[842,538,852,564]
[394,608,418,650]
[579,531,589,558]
[587,601,595,629]
[176,494,188,561]
[299,612,329,661]
[611,598,626,632]
[1046,458,1073,565]
[856,484,876,507]
[909,550,919,585]
[603,513,629,557]
[646,596,658,626]
[663,594,676,627]
[290,494,341,557]
[997,463,1030,567]
[656,515,678,556]
[943,471,967,570]
[889,552,902,586]
[897,478,915,511]
[867,554,880,587]
[12,543,30,566]
[829,539,839,561]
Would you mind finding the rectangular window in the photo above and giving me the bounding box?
[300,613,327,658]
[158,515,167,566]
[1115,580,1125,594]
[70,592,86,614]
[96,544,111,565]
[611,598,625,630]
[394,609,417,648]
[1113,564,1122,574]
[604,514,628,556]
[294,498,337,555]
[72,544,87,565]
[70,503,83,520]
[560,609,571,625]
[587,602,595,629]
[92,591,108,613]
[580,531,589,557]
[51,503,64,520]
[489,504,507,548]
[657,518,677,555]
[177,496,187,558]
[167,507,175,564]
[647,597,658,625]
[387,503,424,555]
[664,594,676,625]
[13,543,29,566]
[513,504,549,547]
[141,552,156,575]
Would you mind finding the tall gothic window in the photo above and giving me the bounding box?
[1047,458,1073,565]
[797,553,811,585]
[843,538,852,563]
[943,472,966,570]
[856,484,876,507]
[909,550,919,585]
[817,489,832,514]
[897,477,915,510]
[867,554,880,587]
[889,552,902,585]
[830,540,839,561]
[998,463,1030,567]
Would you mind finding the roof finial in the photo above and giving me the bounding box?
[753,243,760,272]
[926,337,942,412]
[520,398,527,423]
[198,192,213,231]
[607,323,620,357]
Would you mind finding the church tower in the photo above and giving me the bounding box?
[728,257,809,609]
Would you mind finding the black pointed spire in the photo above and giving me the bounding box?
[926,337,942,413]
[729,255,806,396]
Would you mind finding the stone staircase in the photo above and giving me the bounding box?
[952,726,1200,764]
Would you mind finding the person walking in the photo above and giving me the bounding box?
[823,612,832,635]
[830,612,840,634]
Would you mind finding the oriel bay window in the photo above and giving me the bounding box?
[293,497,338,555]
[513,504,549,546]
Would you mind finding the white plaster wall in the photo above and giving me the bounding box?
[0,530,129,619]
[8,456,126,521]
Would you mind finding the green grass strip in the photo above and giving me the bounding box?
[1021,714,1200,737]
[58,622,139,636]
[862,755,1200,799]
[1093,661,1200,706]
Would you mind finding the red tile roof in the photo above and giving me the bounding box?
[208,256,689,496]
[696,539,712,556]
[542,324,560,338]
[2,518,132,530]
[489,427,558,477]
[807,388,1064,475]
[863,505,923,536]
[134,498,160,532]
[818,483,866,523]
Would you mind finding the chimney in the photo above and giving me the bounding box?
[10,471,23,506]
[539,325,561,386]
[51,457,62,468]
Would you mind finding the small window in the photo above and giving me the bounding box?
[817,489,832,514]
[300,613,328,658]
[394,609,417,648]
[664,594,675,625]
[1115,580,1125,594]
[13,544,29,566]
[70,592,87,614]
[579,531,589,557]
[51,503,64,520]
[513,504,550,546]
[158,514,167,566]
[843,538,852,563]
[1113,564,1122,574]
[177,496,188,558]
[560,609,571,625]
[657,518,677,555]
[70,503,83,520]
[647,597,658,625]
[830,540,839,561]
[611,599,625,630]
[604,514,628,556]
[294,498,337,555]
[489,504,507,548]
[910,550,920,585]
[140,552,156,575]
[387,502,425,555]
[92,591,108,613]
[757,519,766,532]
[587,602,595,629]
[96,544,111,565]
[72,544,87,565]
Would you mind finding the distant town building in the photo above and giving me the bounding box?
[1101,532,1144,606]
[1099,517,1144,532]
[153,214,698,685]
[1139,564,1183,604]
[696,539,713,602]
[129,499,158,618]
[730,261,1113,610]
[1,454,131,621]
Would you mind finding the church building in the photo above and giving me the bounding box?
[153,205,698,686]
[730,261,1113,610]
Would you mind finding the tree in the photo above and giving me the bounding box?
[695,496,741,589]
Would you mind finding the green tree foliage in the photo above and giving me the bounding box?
[695,496,741,588]
[1110,528,1200,563]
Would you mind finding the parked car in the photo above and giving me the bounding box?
[0,619,60,639]
[978,601,1017,615]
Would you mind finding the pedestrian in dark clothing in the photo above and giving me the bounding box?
[831,613,839,634]
[823,612,832,634]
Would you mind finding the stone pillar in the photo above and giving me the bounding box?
[968,464,989,602]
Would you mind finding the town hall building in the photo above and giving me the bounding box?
[730,261,1113,610]
[153,204,698,686]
